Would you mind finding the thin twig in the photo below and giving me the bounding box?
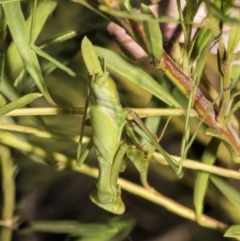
[0,131,229,231]
[4,107,198,118]
[153,152,240,180]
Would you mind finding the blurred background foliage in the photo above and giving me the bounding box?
[0,0,240,240]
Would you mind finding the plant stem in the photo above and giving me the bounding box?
[157,51,240,157]
[0,131,232,231]
[0,146,16,241]
[4,107,198,117]
[153,152,240,180]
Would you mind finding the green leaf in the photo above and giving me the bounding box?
[5,0,58,81]
[191,28,214,83]
[72,0,109,20]
[225,99,240,125]
[38,30,77,49]
[231,64,240,88]
[29,220,106,234]
[206,128,239,163]
[3,2,55,105]
[206,1,240,24]
[81,37,103,75]
[32,46,76,77]
[99,5,183,23]
[141,4,162,59]
[123,0,135,14]
[0,93,42,116]
[94,46,180,107]
[221,0,237,13]
[191,27,213,61]
[194,138,220,222]
[0,50,4,87]
[224,225,240,238]
[140,97,162,141]
[27,217,135,240]
[210,175,240,210]
[0,0,20,2]
[227,14,240,61]
[1,75,51,131]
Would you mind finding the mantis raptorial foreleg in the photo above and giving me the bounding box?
[126,109,181,175]
[77,37,179,214]
[140,116,173,190]
[125,111,179,190]
[124,127,154,190]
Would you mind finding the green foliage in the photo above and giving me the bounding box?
[141,3,163,59]
[78,37,180,214]
[3,1,56,105]
[94,47,179,107]
[224,225,240,238]
[194,139,220,222]
[26,216,135,241]
[0,0,240,240]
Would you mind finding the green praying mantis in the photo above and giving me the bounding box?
[76,37,181,214]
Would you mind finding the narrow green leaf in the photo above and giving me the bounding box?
[1,75,50,131]
[224,225,240,238]
[5,0,58,81]
[206,128,239,163]
[94,46,180,107]
[227,14,240,60]
[141,97,162,137]
[0,50,4,86]
[206,1,240,24]
[211,175,240,210]
[191,27,213,61]
[3,2,55,105]
[32,46,76,77]
[39,30,77,49]
[0,93,42,116]
[231,64,240,88]
[191,28,214,85]
[225,99,240,125]
[72,0,109,20]
[0,0,20,2]
[123,0,135,14]
[81,37,103,75]
[184,0,198,23]
[1,75,25,101]
[99,5,183,23]
[222,0,237,13]
[141,3,162,59]
[27,217,134,240]
[29,220,108,234]
[194,138,220,222]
